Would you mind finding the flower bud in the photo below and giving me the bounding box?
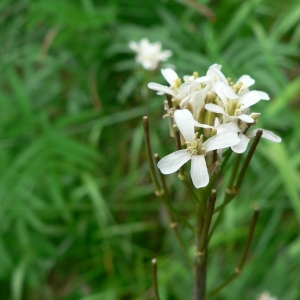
[203,110,215,138]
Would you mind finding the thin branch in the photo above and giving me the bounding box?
[152,258,160,300]
[194,190,216,300]
[206,208,260,297]
[152,158,193,268]
[143,116,162,193]
[143,117,193,268]
[213,130,263,215]
[199,190,217,254]
[220,149,233,171]
[235,130,263,190]
[227,154,242,188]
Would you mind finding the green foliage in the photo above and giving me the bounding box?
[0,0,300,299]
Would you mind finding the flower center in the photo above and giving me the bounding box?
[224,98,244,118]
[186,134,206,155]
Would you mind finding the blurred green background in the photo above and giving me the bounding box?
[1,0,300,299]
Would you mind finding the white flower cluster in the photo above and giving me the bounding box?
[129,38,172,70]
[148,64,281,188]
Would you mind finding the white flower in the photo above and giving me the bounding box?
[157,109,240,188]
[231,128,282,153]
[206,63,228,86]
[129,38,172,70]
[256,291,278,300]
[205,101,255,123]
[148,68,207,109]
[207,81,269,116]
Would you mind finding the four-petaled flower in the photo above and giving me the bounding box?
[157,109,240,188]
[129,38,172,70]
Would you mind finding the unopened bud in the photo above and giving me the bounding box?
[172,98,180,108]
[203,110,215,138]
[251,113,260,120]
[234,81,243,93]
[205,91,217,104]
[175,77,182,88]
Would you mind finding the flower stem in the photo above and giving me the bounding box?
[143,117,193,268]
[151,258,160,300]
[228,154,242,188]
[194,190,216,300]
[194,201,205,300]
[220,149,233,171]
[143,116,162,193]
[199,190,217,253]
[213,130,263,215]
[235,130,263,190]
[206,207,260,297]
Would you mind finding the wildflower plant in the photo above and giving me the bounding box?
[143,64,281,299]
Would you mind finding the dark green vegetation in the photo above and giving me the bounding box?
[1,0,300,299]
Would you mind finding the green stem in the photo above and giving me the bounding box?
[143,117,193,268]
[151,258,160,300]
[179,173,200,204]
[220,149,233,171]
[199,190,217,253]
[206,208,260,297]
[194,202,205,300]
[213,188,238,214]
[235,130,262,190]
[143,116,162,193]
[213,130,263,216]
[228,154,242,188]
[158,189,194,268]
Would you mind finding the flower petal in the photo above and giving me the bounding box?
[157,150,191,174]
[183,75,194,82]
[235,114,254,123]
[216,122,240,133]
[128,41,138,51]
[250,129,282,143]
[158,50,172,61]
[204,131,239,152]
[193,120,214,129]
[174,109,196,141]
[239,90,270,109]
[190,87,208,119]
[214,81,238,103]
[195,75,212,84]
[231,134,250,153]
[191,155,209,188]
[205,103,226,114]
[161,68,178,85]
[236,75,255,88]
[148,82,176,97]
[178,82,195,98]
[142,60,156,70]
[207,64,228,85]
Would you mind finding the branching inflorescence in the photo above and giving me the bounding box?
[143,64,281,299]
